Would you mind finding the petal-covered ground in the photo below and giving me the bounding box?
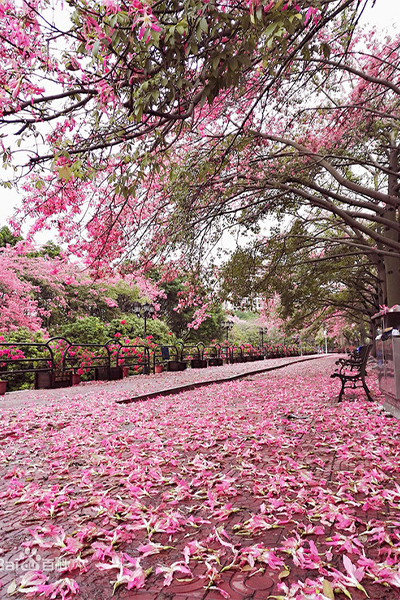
[0,356,399,600]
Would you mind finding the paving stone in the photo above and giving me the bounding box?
[243,572,274,591]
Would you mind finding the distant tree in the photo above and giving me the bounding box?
[158,277,224,343]
[0,225,22,247]
[219,217,379,338]
[59,316,108,345]
[0,242,70,332]
[107,315,175,346]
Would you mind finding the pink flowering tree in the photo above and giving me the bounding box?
[1,0,364,269]
[0,0,384,330]
[0,241,74,332]
[0,237,166,337]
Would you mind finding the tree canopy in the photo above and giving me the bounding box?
[2,0,368,264]
[3,0,398,334]
[145,23,400,306]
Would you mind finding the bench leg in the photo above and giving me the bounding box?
[338,378,346,403]
[362,378,374,402]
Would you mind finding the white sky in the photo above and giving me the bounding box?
[0,0,398,244]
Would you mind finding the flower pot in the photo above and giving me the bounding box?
[0,380,6,395]
[154,365,163,374]
[122,366,129,378]
[72,373,80,386]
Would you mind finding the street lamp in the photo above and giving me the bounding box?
[222,320,234,341]
[259,327,267,349]
[133,301,155,337]
[323,329,328,354]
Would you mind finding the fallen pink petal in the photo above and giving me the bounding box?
[1,357,400,599]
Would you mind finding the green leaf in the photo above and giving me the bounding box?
[92,40,100,58]
[321,42,331,59]
[238,54,252,67]
[135,106,143,122]
[264,22,278,39]
[199,17,208,33]
[58,165,73,182]
[229,57,238,71]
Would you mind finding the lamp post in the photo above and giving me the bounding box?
[259,327,267,350]
[323,329,328,354]
[222,320,234,341]
[133,301,155,337]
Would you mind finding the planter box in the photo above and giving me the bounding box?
[35,371,53,389]
[122,367,129,378]
[191,359,207,369]
[94,366,123,381]
[207,358,223,367]
[0,380,6,395]
[95,366,110,381]
[72,373,81,386]
[52,371,72,389]
[167,360,187,372]
[109,366,123,380]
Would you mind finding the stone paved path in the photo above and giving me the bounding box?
[0,356,398,600]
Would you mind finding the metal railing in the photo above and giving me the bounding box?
[0,337,272,391]
[115,344,151,375]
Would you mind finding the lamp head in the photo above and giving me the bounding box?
[132,301,142,316]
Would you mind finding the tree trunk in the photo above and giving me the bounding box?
[384,145,400,307]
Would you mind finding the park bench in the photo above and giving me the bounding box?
[331,344,373,402]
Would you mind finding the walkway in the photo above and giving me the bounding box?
[0,354,325,410]
[1,356,399,600]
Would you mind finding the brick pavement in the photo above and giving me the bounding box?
[0,356,399,600]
